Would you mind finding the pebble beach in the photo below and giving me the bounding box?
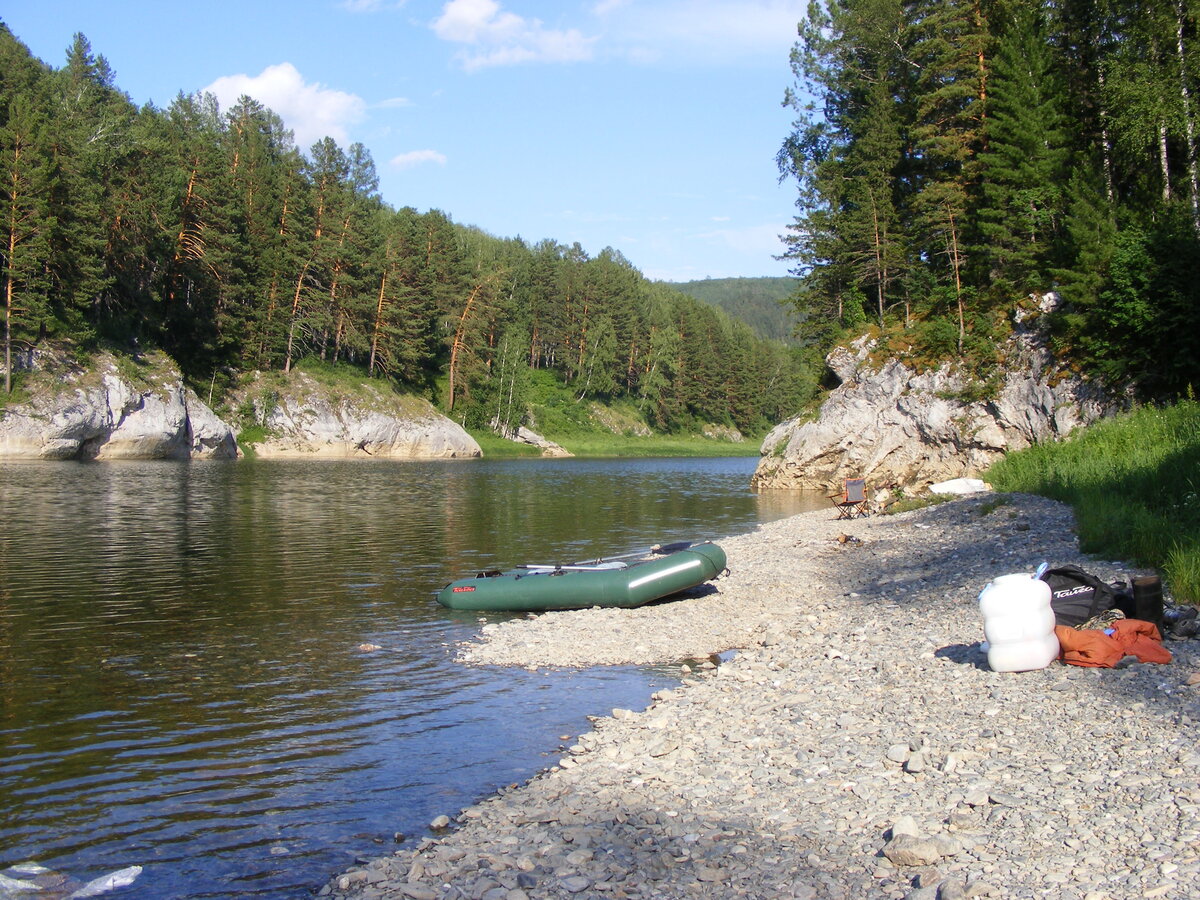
[323,493,1200,900]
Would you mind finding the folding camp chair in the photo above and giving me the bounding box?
[831,478,869,519]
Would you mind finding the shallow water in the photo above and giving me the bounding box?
[0,457,822,898]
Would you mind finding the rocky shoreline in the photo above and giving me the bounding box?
[323,493,1200,900]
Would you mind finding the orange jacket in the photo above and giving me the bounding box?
[1054,619,1172,668]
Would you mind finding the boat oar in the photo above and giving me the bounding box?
[572,540,696,566]
[518,562,629,572]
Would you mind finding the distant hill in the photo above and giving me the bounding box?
[664,277,800,344]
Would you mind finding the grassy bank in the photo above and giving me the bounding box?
[985,400,1200,603]
[468,430,762,458]
[555,434,760,457]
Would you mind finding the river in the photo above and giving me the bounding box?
[0,457,821,898]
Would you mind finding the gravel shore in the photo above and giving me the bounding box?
[323,493,1200,900]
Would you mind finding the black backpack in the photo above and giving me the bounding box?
[1039,565,1133,626]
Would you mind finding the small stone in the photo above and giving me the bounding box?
[891,816,921,839]
[964,789,990,807]
[429,815,451,830]
[884,834,951,867]
[966,881,999,897]
[561,875,591,893]
[648,737,680,757]
[913,868,942,887]
[338,871,368,890]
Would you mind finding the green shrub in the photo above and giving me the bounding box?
[986,400,1200,602]
[884,493,954,515]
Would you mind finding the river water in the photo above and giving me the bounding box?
[0,457,820,898]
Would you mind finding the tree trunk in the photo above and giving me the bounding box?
[1160,121,1173,203]
[869,189,887,328]
[1176,0,1200,232]
[946,207,965,356]
[368,270,387,375]
[1097,68,1115,203]
[283,263,309,374]
[5,187,16,395]
[448,280,486,412]
[4,253,12,395]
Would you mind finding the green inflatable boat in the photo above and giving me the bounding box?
[435,541,727,612]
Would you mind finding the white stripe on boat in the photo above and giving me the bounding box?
[627,558,700,590]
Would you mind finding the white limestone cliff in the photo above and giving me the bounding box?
[0,352,238,460]
[237,372,481,459]
[751,295,1124,495]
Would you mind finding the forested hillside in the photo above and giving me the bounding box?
[664,277,800,344]
[0,25,815,437]
[780,0,1200,399]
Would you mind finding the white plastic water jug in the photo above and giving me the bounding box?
[978,571,1059,672]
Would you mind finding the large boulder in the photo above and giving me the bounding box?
[752,295,1124,494]
[0,350,239,460]
[237,372,481,459]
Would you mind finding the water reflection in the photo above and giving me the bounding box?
[0,458,819,898]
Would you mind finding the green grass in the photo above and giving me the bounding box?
[467,428,760,458]
[985,400,1200,602]
[883,493,955,515]
[467,431,543,458]
[0,374,31,410]
[235,425,272,459]
[555,433,761,458]
[473,368,761,457]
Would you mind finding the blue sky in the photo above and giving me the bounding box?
[2,0,806,282]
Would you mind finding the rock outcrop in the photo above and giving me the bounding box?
[238,372,481,459]
[493,423,573,457]
[752,294,1124,494]
[0,351,239,460]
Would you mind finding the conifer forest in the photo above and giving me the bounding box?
[6,1,1200,439]
[779,0,1200,398]
[0,24,811,435]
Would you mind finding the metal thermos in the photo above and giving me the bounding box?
[1132,575,1164,632]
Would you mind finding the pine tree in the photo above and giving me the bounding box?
[976,4,1071,291]
[780,0,911,332]
[284,137,353,372]
[150,92,238,373]
[221,96,295,371]
[1,93,54,392]
[907,0,995,353]
[47,34,132,338]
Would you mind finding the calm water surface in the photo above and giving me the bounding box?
[0,457,820,898]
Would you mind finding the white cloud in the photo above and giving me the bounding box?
[432,0,596,71]
[377,96,414,108]
[696,221,789,257]
[340,0,408,11]
[591,0,631,15]
[203,63,365,148]
[598,0,805,62]
[391,149,448,170]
